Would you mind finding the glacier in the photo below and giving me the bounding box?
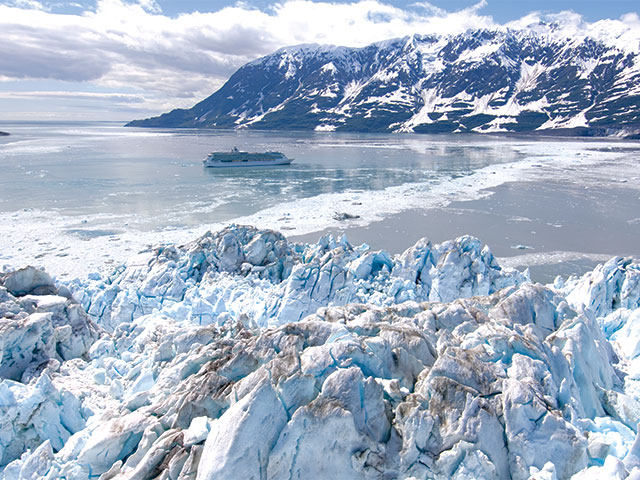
[1,225,640,479]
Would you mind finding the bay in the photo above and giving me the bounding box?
[1,121,639,280]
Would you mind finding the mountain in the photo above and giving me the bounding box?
[127,24,640,136]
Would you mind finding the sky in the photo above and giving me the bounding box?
[0,0,638,122]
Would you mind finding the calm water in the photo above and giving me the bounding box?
[1,121,639,279]
[0,121,521,229]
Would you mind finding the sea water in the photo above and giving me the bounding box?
[1,121,639,280]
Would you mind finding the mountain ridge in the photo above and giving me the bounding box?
[127,26,640,137]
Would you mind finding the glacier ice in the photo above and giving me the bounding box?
[0,275,100,469]
[68,226,526,331]
[1,225,640,479]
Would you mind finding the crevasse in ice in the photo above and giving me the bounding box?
[1,225,639,480]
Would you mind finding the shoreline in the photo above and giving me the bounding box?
[2,123,639,284]
[124,122,640,141]
[289,179,640,283]
[3,178,638,284]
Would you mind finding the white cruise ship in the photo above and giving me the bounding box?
[203,147,293,167]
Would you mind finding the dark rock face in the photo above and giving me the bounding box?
[127,29,640,137]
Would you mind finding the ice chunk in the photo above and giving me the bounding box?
[183,416,210,447]
[69,226,526,332]
[1,266,56,297]
[0,284,100,382]
[197,378,287,479]
[561,257,640,318]
[72,411,147,476]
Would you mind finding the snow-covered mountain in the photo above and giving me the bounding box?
[128,24,640,136]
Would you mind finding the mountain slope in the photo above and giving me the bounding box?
[127,26,640,136]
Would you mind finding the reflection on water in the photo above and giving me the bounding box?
[2,121,640,281]
[2,121,638,239]
[0,122,521,231]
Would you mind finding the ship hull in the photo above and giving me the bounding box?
[203,158,293,167]
[203,151,293,167]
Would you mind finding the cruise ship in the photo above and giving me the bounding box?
[203,147,293,167]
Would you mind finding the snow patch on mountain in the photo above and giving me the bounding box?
[128,22,640,136]
[515,61,546,93]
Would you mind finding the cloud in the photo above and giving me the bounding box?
[0,0,638,118]
[0,0,497,101]
[4,0,47,10]
[136,0,160,13]
[412,0,488,18]
[504,8,640,51]
[0,90,146,103]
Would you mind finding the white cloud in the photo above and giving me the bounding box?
[0,90,146,102]
[505,9,640,52]
[4,0,47,10]
[412,0,488,19]
[0,0,638,119]
[621,12,640,26]
[0,0,498,103]
[136,0,160,13]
